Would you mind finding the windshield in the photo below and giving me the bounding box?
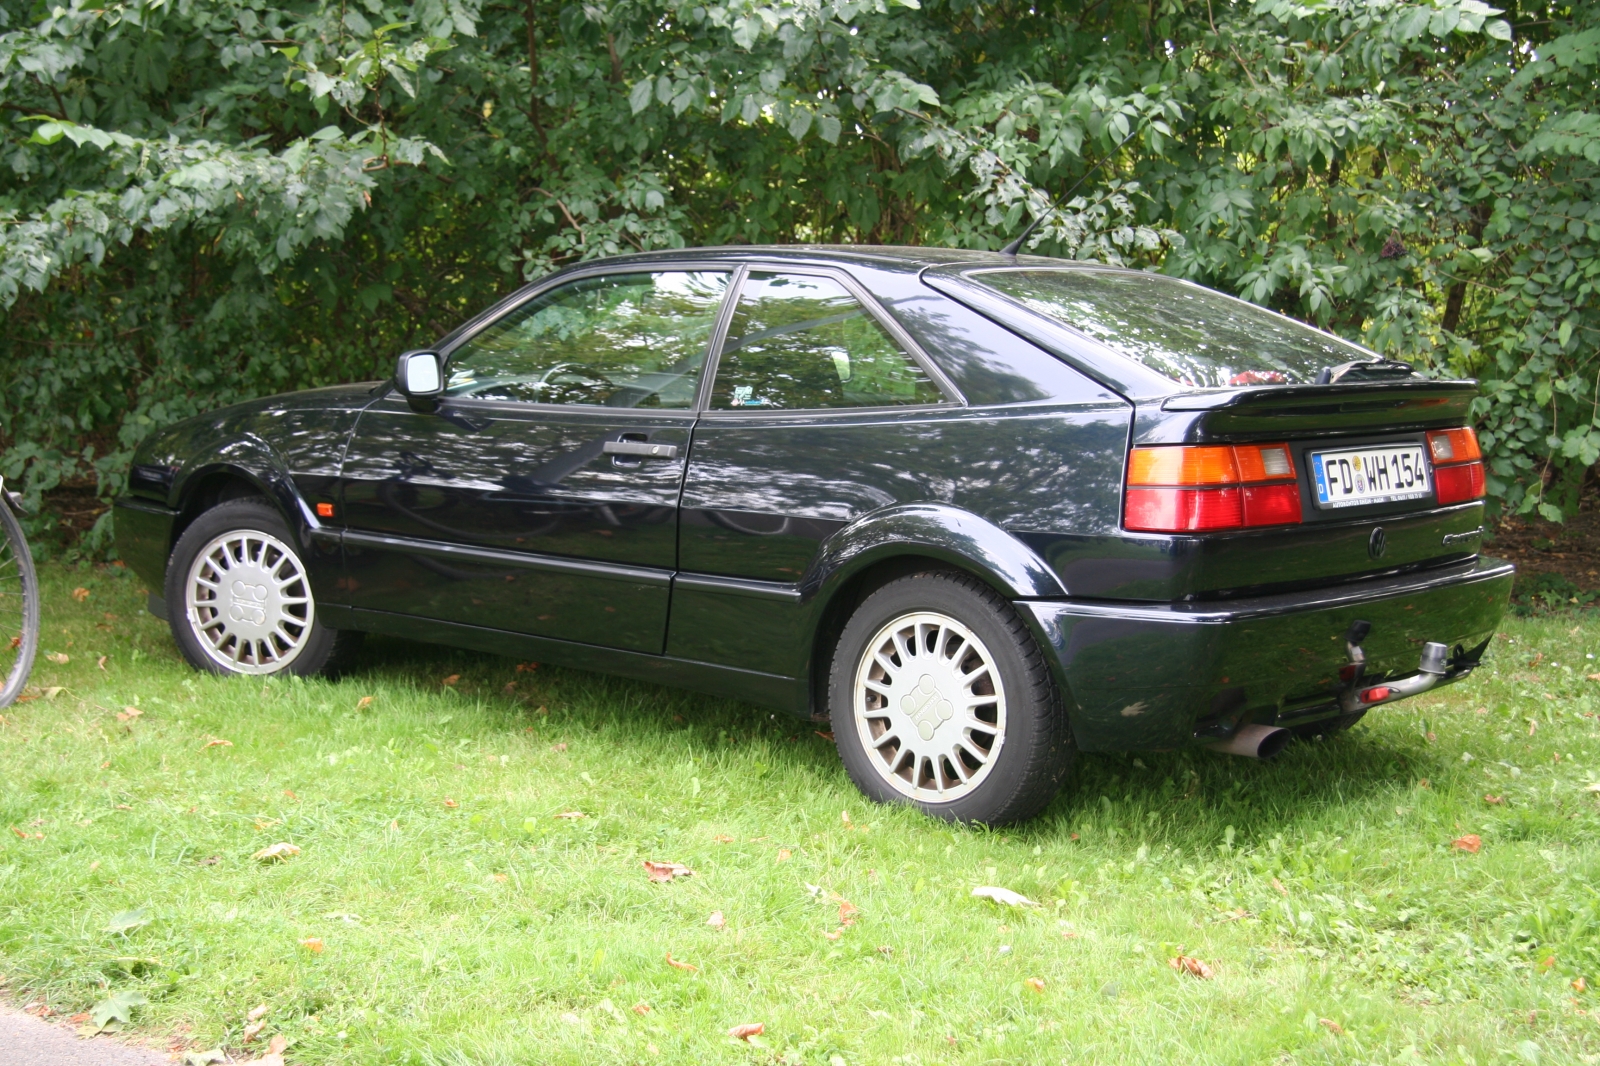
[973,268,1376,388]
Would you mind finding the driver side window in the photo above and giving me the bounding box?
[444,271,730,408]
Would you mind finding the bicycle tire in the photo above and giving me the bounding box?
[0,500,39,708]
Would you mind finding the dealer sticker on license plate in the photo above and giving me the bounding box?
[1311,444,1431,508]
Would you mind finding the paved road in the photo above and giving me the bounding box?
[0,1004,167,1066]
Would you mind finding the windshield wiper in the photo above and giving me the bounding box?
[1314,358,1415,385]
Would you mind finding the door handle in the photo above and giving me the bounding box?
[603,440,679,460]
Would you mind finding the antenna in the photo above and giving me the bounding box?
[997,120,1146,257]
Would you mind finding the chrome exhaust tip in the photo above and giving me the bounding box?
[1208,723,1293,760]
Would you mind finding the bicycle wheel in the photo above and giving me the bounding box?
[0,500,39,708]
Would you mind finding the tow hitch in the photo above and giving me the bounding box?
[1337,619,1453,714]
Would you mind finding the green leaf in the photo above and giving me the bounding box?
[311,125,345,141]
[629,77,653,114]
[817,113,842,145]
[1485,18,1513,41]
[1558,319,1574,347]
[90,990,148,1031]
[106,907,152,934]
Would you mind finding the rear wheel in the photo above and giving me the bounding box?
[165,499,360,677]
[829,571,1073,825]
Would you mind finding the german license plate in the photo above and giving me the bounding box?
[1310,444,1431,508]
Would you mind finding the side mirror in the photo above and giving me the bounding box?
[394,350,444,412]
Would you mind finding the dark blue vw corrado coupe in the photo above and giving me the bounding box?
[114,247,1512,824]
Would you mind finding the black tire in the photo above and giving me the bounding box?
[1292,709,1366,739]
[828,570,1074,825]
[164,499,362,677]
[0,499,39,708]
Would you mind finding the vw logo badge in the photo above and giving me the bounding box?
[1368,526,1388,559]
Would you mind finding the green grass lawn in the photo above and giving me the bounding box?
[3,561,1600,1065]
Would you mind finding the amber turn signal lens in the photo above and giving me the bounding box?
[1427,427,1481,463]
[1127,443,1296,487]
[316,502,336,518]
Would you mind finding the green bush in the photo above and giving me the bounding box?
[1,0,1595,545]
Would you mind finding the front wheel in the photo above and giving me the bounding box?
[0,499,39,708]
[829,571,1074,825]
[165,499,360,677]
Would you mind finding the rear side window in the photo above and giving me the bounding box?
[974,268,1375,388]
[711,272,945,410]
[444,271,729,408]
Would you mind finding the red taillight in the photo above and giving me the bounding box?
[1427,427,1486,505]
[1124,443,1302,533]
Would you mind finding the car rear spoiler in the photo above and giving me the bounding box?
[1152,380,1479,440]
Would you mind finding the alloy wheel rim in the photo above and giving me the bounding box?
[185,529,314,674]
[852,610,1007,803]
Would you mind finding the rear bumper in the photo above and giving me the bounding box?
[1021,556,1514,751]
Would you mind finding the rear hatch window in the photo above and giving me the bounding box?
[973,268,1376,388]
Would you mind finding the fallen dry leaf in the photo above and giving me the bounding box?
[116,707,142,722]
[877,945,893,955]
[1539,954,1557,972]
[824,930,842,941]
[1529,719,1538,736]
[550,742,568,752]
[727,1023,764,1041]
[971,885,1038,907]
[1319,1018,1345,1035]
[516,662,539,672]
[1452,834,1483,854]
[1588,673,1600,682]
[45,652,68,664]
[247,1035,287,1066]
[841,810,852,826]
[241,1020,265,1043]
[838,900,858,926]
[776,848,792,863]
[664,952,698,972]
[706,911,726,930]
[1575,977,1588,993]
[72,587,90,602]
[441,674,460,686]
[1485,794,1505,805]
[96,656,107,671]
[815,730,834,741]
[197,856,220,866]
[644,860,694,882]
[1271,877,1288,896]
[356,696,374,710]
[300,937,323,953]
[443,798,459,809]
[252,842,301,862]
[202,737,232,750]
[632,1002,652,1015]
[247,1004,270,1022]
[1025,977,1046,993]
[713,834,734,844]
[554,810,586,820]
[1170,955,1214,979]
[493,873,508,883]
